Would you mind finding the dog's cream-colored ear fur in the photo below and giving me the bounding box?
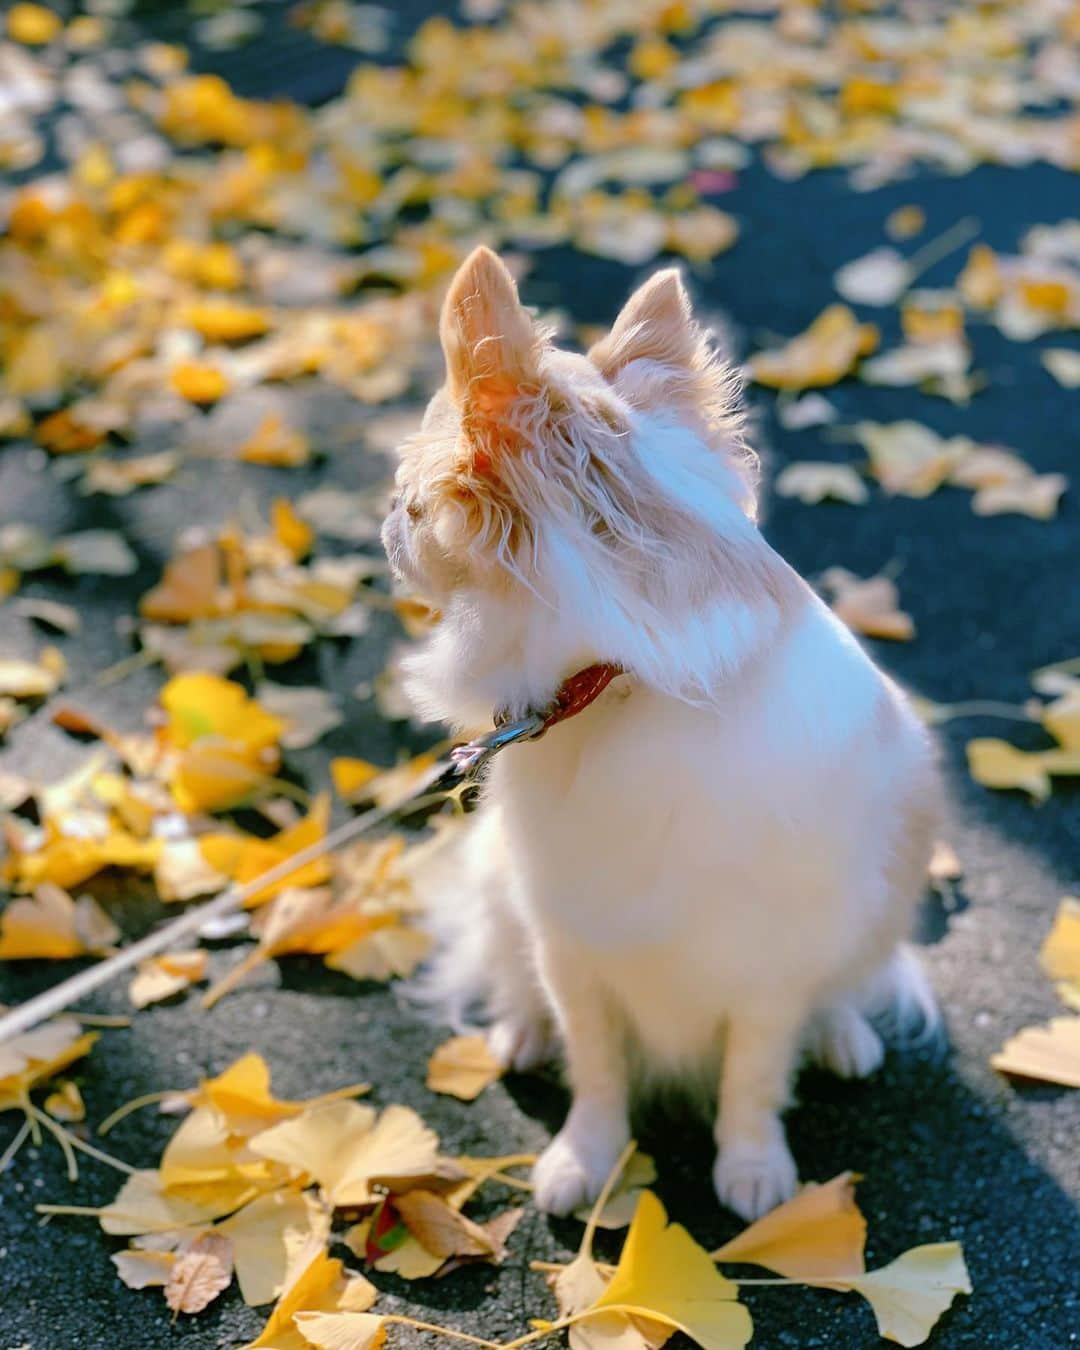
[440,248,541,437]
[588,269,700,378]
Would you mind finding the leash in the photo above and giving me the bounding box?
[0,664,622,1044]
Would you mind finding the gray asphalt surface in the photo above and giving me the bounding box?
[1,3,1078,1348]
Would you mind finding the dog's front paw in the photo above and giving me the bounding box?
[533,1128,622,1216]
[487,1013,556,1073]
[713,1139,798,1222]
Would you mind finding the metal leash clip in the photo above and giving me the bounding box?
[446,711,547,783]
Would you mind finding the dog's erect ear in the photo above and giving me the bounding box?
[588,269,699,378]
[440,248,541,440]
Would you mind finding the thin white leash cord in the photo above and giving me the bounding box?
[0,712,545,1045]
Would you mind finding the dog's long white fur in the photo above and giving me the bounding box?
[383,249,940,1222]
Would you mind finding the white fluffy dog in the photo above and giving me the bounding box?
[382,247,939,1222]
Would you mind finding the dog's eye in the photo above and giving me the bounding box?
[406,499,423,520]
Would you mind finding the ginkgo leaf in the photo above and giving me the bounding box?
[586,1191,753,1350]
[574,1152,658,1231]
[858,336,973,396]
[250,1101,452,1207]
[834,247,911,306]
[81,451,180,497]
[129,950,208,1009]
[819,569,914,642]
[776,394,836,430]
[426,1034,503,1101]
[1039,899,1080,1006]
[294,1311,387,1350]
[330,758,382,801]
[242,1231,377,1350]
[112,1248,177,1290]
[219,1189,330,1307]
[199,796,332,906]
[190,1052,369,1137]
[0,651,65,700]
[851,421,971,498]
[0,883,118,959]
[965,740,1051,801]
[98,1169,236,1236]
[991,1017,1080,1089]
[970,473,1067,520]
[847,1243,971,1347]
[44,1080,86,1122]
[325,923,432,982]
[140,544,222,623]
[946,447,1032,491]
[749,306,878,391]
[774,463,868,505]
[54,530,138,576]
[713,1172,866,1280]
[0,1020,98,1111]
[258,683,344,749]
[165,1231,234,1315]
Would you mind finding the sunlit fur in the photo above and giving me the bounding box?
[383,248,940,1222]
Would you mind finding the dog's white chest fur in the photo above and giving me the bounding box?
[489,596,928,1069]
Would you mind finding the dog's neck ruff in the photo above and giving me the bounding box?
[496,662,624,736]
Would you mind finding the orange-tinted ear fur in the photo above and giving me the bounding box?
[439,247,541,469]
[587,269,699,378]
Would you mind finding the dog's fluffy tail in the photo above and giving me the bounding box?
[857,943,941,1045]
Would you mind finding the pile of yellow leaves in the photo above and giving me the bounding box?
[138,498,379,676]
[40,1052,529,1319]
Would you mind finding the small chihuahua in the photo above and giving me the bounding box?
[382,247,939,1221]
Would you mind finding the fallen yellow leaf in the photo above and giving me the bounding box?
[819,568,915,642]
[991,1017,1080,1089]
[426,1034,503,1101]
[773,463,868,506]
[0,883,119,960]
[749,306,878,391]
[129,950,209,1009]
[586,1191,753,1350]
[7,2,62,44]
[846,1243,971,1347]
[965,739,1052,802]
[250,1100,453,1207]
[713,1172,866,1281]
[171,361,231,404]
[199,796,331,905]
[242,1231,377,1350]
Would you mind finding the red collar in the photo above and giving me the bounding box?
[541,662,623,730]
[493,662,623,736]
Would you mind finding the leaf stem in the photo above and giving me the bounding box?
[906,216,980,281]
[581,1141,637,1261]
[378,1315,503,1349]
[0,1118,32,1173]
[931,700,1038,724]
[29,1105,79,1182]
[30,1106,136,1174]
[98,1089,180,1136]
